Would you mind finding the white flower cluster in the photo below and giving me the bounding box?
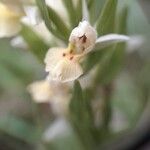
[45,21,129,83]
[0,0,66,45]
[27,79,70,116]
[0,0,137,117]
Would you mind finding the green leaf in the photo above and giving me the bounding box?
[84,0,118,74]
[89,0,105,24]
[47,6,70,40]
[96,0,118,35]
[20,24,49,62]
[87,0,94,8]
[83,49,106,73]
[63,0,78,28]
[69,81,95,149]
[70,81,93,124]
[0,116,41,143]
[70,80,83,116]
[116,6,128,34]
[76,0,82,24]
[94,5,128,85]
[36,0,66,41]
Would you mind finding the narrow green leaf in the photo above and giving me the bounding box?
[69,81,95,149]
[84,0,118,74]
[116,6,128,34]
[63,0,78,28]
[87,0,94,8]
[36,0,65,41]
[96,0,118,35]
[70,80,83,115]
[94,6,128,85]
[47,6,70,39]
[83,49,106,73]
[76,0,82,24]
[70,81,93,124]
[20,24,49,62]
[101,84,113,129]
[89,0,105,24]
[94,48,115,85]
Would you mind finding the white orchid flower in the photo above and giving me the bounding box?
[27,79,70,115]
[0,2,22,38]
[27,80,53,103]
[0,1,41,38]
[11,0,66,48]
[45,20,130,83]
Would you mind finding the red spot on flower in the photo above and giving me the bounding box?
[79,34,87,43]
[62,53,66,57]
[70,56,74,60]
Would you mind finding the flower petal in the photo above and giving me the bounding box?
[23,6,41,25]
[47,59,83,82]
[95,34,130,49]
[82,0,89,21]
[43,118,71,142]
[27,80,52,103]
[44,47,65,72]
[0,3,21,37]
[126,36,144,53]
[11,36,27,49]
[69,21,97,54]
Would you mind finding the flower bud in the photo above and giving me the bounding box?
[69,21,97,54]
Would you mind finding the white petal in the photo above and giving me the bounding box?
[48,59,83,82]
[126,36,144,53]
[23,6,41,25]
[0,3,21,37]
[44,47,65,72]
[27,80,52,103]
[82,0,89,21]
[95,34,130,49]
[0,20,21,37]
[69,21,97,54]
[50,94,70,116]
[42,118,71,142]
[10,36,28,49]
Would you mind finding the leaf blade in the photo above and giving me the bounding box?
[20,24,49,62]
[96,0,118,35]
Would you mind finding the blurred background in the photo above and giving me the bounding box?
[0,0,150,150]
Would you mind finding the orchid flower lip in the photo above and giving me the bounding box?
[44,47,83,82]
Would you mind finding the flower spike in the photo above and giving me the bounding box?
[45,21,129,82]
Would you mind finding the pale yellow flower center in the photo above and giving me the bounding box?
[61,43,84,62]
